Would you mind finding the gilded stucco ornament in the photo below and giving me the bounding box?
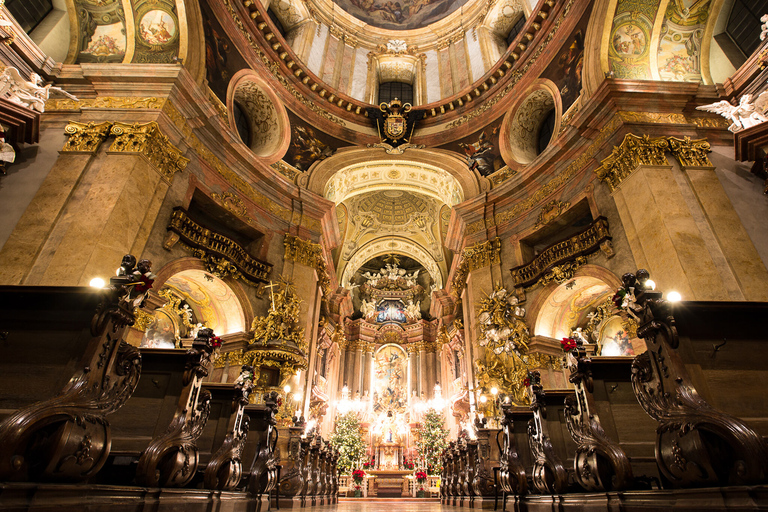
[537,256,587,287]
[62,121,113,153]
[450,238,501,298]
[251,278,307,351]
[109,121,189,182]
[284,234,331,295]
[534,200,570,227]
[477,286,529,356]
[132,308,155,332]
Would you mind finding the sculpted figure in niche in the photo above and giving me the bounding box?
[0,68,78,113]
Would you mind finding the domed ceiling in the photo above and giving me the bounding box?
[334,0,471,30]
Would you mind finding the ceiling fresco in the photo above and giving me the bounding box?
[334,0,471,31]
[438,115,505,177]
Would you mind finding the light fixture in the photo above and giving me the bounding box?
[645,279,656,290]
[490,387,498,396]
[667,291,682,302]
[284,384,291,393]
[89,277,105,289]
[479,395,488,403]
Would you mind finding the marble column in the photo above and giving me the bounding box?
[408,344,418,397]
[426,348,436,396]
[362,343,373,397]
[351,343,363,397]
[418,343,427,399]
[337,345,347,395]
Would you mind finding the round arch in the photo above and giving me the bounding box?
[303,147,485,202]
[153,257,254,333]
[528,265,621,340]
[340,237,444,290]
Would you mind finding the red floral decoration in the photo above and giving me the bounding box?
[415,471,427,482]
[523,377,531,387]
[352,469,366,481]
[135,274,154,292]
[561,337,577,352]
[209,336,223,349]
[612,289,627,309]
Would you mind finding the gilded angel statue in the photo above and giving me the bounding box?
[696,93,768,133]
[0,68,78,113]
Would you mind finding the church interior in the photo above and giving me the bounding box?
[2,0,768,509]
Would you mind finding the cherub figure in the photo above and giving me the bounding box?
[0,68,78,113]
[697,93,768,133]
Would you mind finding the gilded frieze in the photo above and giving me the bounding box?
[45,97,166,111]
[109,121,189,182]
[62,121,113,153]
[534,200,570,228]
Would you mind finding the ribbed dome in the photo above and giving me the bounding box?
[356,190,430,226]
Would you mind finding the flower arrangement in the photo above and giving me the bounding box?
[352,469,366,483]
[362,456,375,469]
[561,337,577,352]
[415,471,427,483]
[403,458,414,470]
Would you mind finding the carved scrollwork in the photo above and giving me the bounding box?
[526,371,567,494]
[498,401,528,497]
[135,329,217,487]
[472,429,497,496]
[562,340,633,491]
[278,425,306,497]
[204,365,256,490]
[0,261,143,482]
[625,270,768,487]
[247,391,280,495]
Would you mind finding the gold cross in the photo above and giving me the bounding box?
[264,281,279,311]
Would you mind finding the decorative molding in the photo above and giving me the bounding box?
[62,121,113,153]
[594,134,669,192]
[510,217,611,289]
[162,102,292,222]
[223,0,346,126]
[271,160,301,180]
[595,135,712,191]
[489,166,517,187]
[132,308,155,332]
[497,401,528,495]
[166,207,272,284]
[537,255,587,287]
[46,97,167,111]
[450,238,502,298]
[109,122,189,182]
[284,234,322,267]
[534,200,569,228]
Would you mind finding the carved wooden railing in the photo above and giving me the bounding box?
[246,391,280,496]
[510,216,612,288]
[166,207,272,283]
[562,340,633,491]
[277,419,306,500]
[472,428,497,497]
[135,329,216,487]
[625,270,768,487]
[526,370,567,494]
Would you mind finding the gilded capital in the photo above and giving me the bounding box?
[284,234,322,267]
[450,237,502,298]
[109,122,189,182]
[667,136,712,167]
[595,134,669,191]
[62,121,112,153]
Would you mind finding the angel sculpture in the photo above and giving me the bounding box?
[696,93,768,133]
[0,68,78,113]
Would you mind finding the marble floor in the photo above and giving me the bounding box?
[331,500,444,512]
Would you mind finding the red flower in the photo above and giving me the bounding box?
[135,274,154,292]
[415,471,427,482]
[561,337,577,352]
[209,336,222,349]
[523,377,531,387]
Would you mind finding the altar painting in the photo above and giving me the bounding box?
[373,344,407,414]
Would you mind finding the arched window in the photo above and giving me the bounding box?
[505,14,526,48]
[378,81,414,105]
[5,0,52,34]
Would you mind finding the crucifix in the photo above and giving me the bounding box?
[264,281,279,311]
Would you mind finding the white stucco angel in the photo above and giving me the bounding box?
[405,299,421,320]
[361,299,376,319]
[0,68,78,113]
[0,127,14,175]
[696,93,768,133]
